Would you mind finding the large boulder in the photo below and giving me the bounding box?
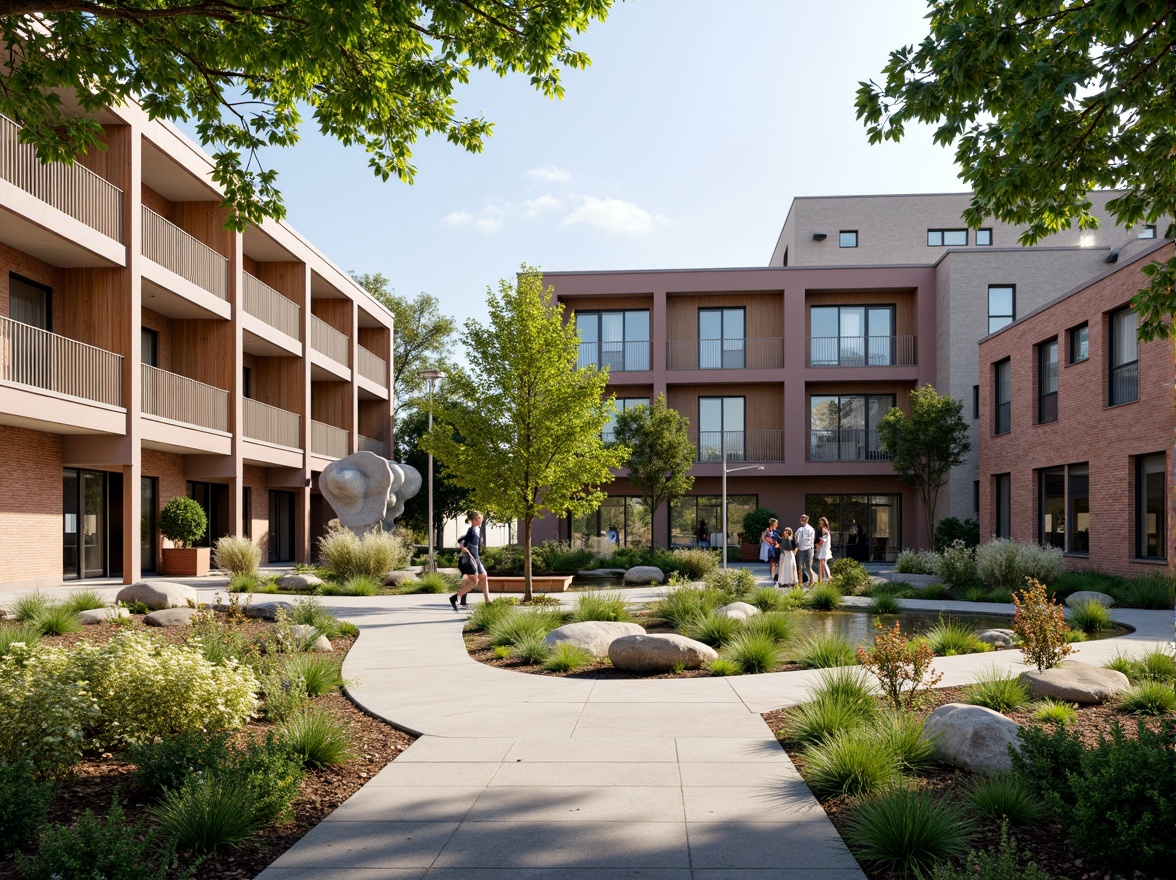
[1064,590,1115,608]
[608,634,717,672]
[1019,661,1129,704]
[623,566,666,586]
[277,573,323,591]
[115,580,198,611]
[977,628,1016,647]
[145,607,201,627]
[244,600,297,621]
[76,606,129,625]
[545,621,646,657]
[923,703,1021,773]
[292,624,333,652]
[383,569,422,586]
[714,601,759,621]
[871,571,942,588]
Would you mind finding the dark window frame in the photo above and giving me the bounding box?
[995,473,1011,539]
[575,309,651,372]
[975,228,993,246]
[9,273,53,332]
[1038,466,1065,550]
[808,303,896,366]
[1139,224,1157,239]
[1135,452,1167,559]
[994,358,1011,434]
[988,285,1016,334]
[698,395,746,462]
[1068,323,1089,364]
[839,230,858,248]
[927,228,968,247]
[972,385,979,420]
[1037,338,1058,424]
[1109,306,1139,406]
[141,327,159,368]
[697,306,746,369]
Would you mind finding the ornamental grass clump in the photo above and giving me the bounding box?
[34,603,82,636]
[857,620,943,712]
[291,595,346,639]
[739,610,794,644]
[571,590,629,622]
[923,616,985,655]
[783,667,878,746]
[213,535,262,576]
[61,589,108,615]
[543,642,592,672]
[749,585,787,612]
[801,728,899,799]
[0,623,42,656]
[722,631,782,674]
[795,633,857,669]
[10,590,52,623]
[1032,697,1078,725]
[843,785,971,876]
[321,574,382,596]
[966,772,1048,824]
[1112,573,1173,609]
[1130,648,1176,682]
[510,631,551,664]
[867,592,901,615]
[870,712,937,774]
[650,584,725,629]
[1118,679,1176,715]
[805,583,843,611]
[1066,597,1114,633]
[465,598,516,633]
[962,668,1030,713]
[283,653,343,697]
[317,525,410,580]
[671,547,719,579]
[687,610,741,647]
[1011,577,1071,671]
[280,707,354,768]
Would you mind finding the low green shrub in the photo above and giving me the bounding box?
[829,558,870,593]
[283,653,343,697]
[0,622,42,655]
[702,567,756,598]
[1063,627,1088,642]
[464,598,516,633]
[722,631,782,674]
[748,586,787,612]
[868,593,900,615]
[923,617,984,655]
[570,591,629,623]
[937,539,979,588]
[129,729,233,796]
[962,668,1030,713]
[1031,697,1078,725]
[917,582,951,600]
[398,572,457,594]
[688,611,741,647]
[933,516,980,551]
[1066,598,1114,633]
[1112,574,1173,609]
[62,589,107,614]
[10,591,52,623]
[895,549,938,575]
[802,729,899,799]
[670,547,719,579]
[35,604,82,636]
[924,822,1050,880]
[227,572,261,593]
[805,583,842,611]
[258,668,309,722]
[870,711,937,774]
[740,610,794,644]
[843,785,971,876]
[0,756,54,855]
[795,633,856,669]
[1118,680,1176,715]
[317,526,410,580]
[281,707,354,768]
[213,535,261,576]
[511,631,551,664]
[543,642,592,672]
[533,540,596,574]
[966,772,1047,824]
[321,574,382,596]
[985,587,1014,603]
[707,657,740,676]
[975,538,1063,589]
[291,595,346,639]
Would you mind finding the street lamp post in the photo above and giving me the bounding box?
[420,369,445,573]
[720,431,764,570]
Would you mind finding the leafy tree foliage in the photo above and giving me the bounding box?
[611,394,695,548]
[422,267,626,599]
[876,385,970,548]
[394,405,472,546]
[856,0,1176,340]
[349,272,456,419]
[0,1,614,228]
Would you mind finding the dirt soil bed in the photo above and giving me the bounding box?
[0,617,415,880]
[763,685,1172,880]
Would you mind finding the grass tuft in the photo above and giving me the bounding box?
[465,598,517,632]
[923,617,983,655]
[805,583,843,611]
[283,653,344,697]
[35,604,82,636]
[961,668,1030,713]
[870,712,937,774]
[0,622,43,655]
[571,591,630,622]
[749,586,788,612]
[844,785,971,875]
[707,657,741,676]
[542,642,592,672]
[1066,598,1114,633]
[868,593,901,615]
[280,708,354,768]
[510,631,552,664]
[795,633,857,669]
[722,631,782,674]
[966,772,1048,824]
[1031,697,1078,725]
[739,610,795,644]
[321,574,381,596]
[10,591,52,624]
[61,589,107,614]
[687,610,741,647]
[802,729,899,799]
[1118,680,1176,715]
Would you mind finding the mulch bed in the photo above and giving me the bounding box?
[0,617,415,880]
[763,686,1173,880]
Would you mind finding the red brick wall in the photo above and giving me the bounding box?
[0,242,64,322]
[978,245,1175,577]
[0,426,64,587]
[243,465,270,558]
[142,449,187,556]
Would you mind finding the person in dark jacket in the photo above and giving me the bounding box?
[451,509,489,610]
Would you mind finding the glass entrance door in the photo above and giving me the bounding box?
[64,468,110,579]
[269,490,295,562]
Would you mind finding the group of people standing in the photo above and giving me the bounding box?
[760,514,831,587]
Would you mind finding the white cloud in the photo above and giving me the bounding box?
[519,194,563,219]
[442,205,505,233]
[527,165,571,182]
[560,197,665,235]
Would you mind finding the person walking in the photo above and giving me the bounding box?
[776,527,798,587]
[816,516,833,583]
[451,509,489,610]
[795,514,816,587]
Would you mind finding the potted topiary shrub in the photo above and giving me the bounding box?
[741,506,776,561]
[159,496,210,576]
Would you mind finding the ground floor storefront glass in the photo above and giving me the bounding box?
[803,493,901,562]
[670,494,756,549]
[569,496,650,547]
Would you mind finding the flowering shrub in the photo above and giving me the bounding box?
[857,620,943,711]
[937,539,978,588]
[1012,577,1072,672]
[896,549,938,575]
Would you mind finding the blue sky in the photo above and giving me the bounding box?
[233,0,963,327]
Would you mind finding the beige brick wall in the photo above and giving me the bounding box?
[0,426,64,586]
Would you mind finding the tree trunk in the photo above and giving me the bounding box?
[522,516,533,602]
[922,485,938,550]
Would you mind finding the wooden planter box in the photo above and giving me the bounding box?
[161,547,210,577]
[486,576,573,593]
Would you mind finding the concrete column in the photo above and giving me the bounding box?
[228,229,245,537]
[122,117,143,585]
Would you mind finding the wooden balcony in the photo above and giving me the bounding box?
[311,315,349,366]
[357,346,387,387]
[311,419,349,459]
[0,315,122,406]
[141,364,228,431]
[358,434,388,457]
[243,398,301,448]
[141,207,228,300]
[243,273,301,340]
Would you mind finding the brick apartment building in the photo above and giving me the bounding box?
[538,193,1169,559]
[978,243,1174,576]
[0,103,393,590]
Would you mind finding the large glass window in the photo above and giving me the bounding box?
[698,307,745,369]
[571,496,651,547]
[1038,338,1058,423]
[810,305,895,366]
[988,285,1015,333]
[928,229,968,246]
[995,359,1011,434]
[575,310,650,372]
[1068,465,1089,554]
[670,494,756,549]
[698,396,745,462]
[805,494,900,562]
[141,328,159,367]
[809,394,894,461]
[1136,453,1166,559]
[9,275,52,330]
[63,468,109,579]
[995,474,1011,539]
[141,476,157,574]
[1109,307,1138,405]
[1039,466,1065,550]
[602,397,650,442]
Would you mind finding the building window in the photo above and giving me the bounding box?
[1068,323,1088,363]
[1038,338,1058,423]
[839,230,858,248]
[988,285,1015,333]
[9,274,52,331]
[698,396,745,462]
[805,493,901,562]
[575,310,651,372]
[141,328,159,368]
[972,385,979,420]
[809,305,895,366]
[140,476,157,574]
[975,228,993,246]
[994,359,1011,434]
[928,229,968,246]
[1068,464,1089,554]
[242,366,252,399]
[602,397,650,442]
[995,473,1011,539]
[670,494,757,550]
[698,307,745,369]
[1039,466,1065,550]
[1139,224,1157,239]
[1136,453,1166,559]
[571,496,652,547]
[1109,307,1138,405]
[809,394,895,461]
[242,486,252,541]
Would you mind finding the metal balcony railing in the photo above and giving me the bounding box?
[0,114,123,241]
[357,345,387,386]
[141,365,228,431]
[1109,360,1139,406]
[243,273,301,340]
[311,315,350,366]
[691,430,785,463]
[243,398,301,448]
[576,339,650,372]
[808,429,892,462]
[667,337,785,370]
[311,420,349,458]
[358,434,388,457]
[807,335,916,367]
[141,207,228,300]
[0,315,123,406]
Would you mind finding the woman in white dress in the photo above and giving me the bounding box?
[816,516,833,583]
[776,527,798,587]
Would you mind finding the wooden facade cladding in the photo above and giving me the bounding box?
[666,292,784,338]
[561,294,654,314]
[667,383,785,431]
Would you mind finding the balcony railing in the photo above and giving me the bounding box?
[141,207,228,300]
[311,315,350,366]
[141,364,228,432]
[358,434,388,457]
[357,346,387,386]
[243,398,301,448]
[807,336,916,367]
[1109,360,1139,406]
[311,420,349,459]
[1,315,123,406]
[667,337,785,370]
[0,114,123,241]
[577,340,650,372]
[808,429,891,462]
[243,273,301,340]
[691,430,785,463]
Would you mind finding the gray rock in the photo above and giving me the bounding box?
[383,570,420,586]
[871,571,942,587]
[608,634,717,672]
[977,628,1016,647]
[545,621,646,657]
[623,566,666,585]
[1019,661,1129,704]
[1065,590,1115,608]
[714,601,759,621]
[115,580,198,611]
[76,606,129,625]
[277,573,323,590]
[145,607,201,627]
[292,624,333,652]
[923,703,1021,773]
[244,600,297,621]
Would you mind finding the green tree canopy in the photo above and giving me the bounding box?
[350,272,456,419]
[394,405,473,546]
[0,0,614,228]
[856,0,1176,340]
[876,384,970,549]
[611,393,695,548]
[422,267,627,599]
